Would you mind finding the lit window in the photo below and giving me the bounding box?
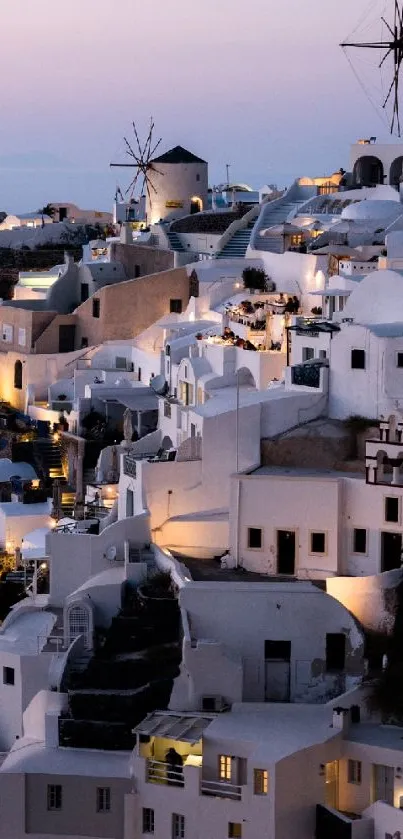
[310,532,326,554]
[96,787,111,812]
[247,528,262,550]
[219,755,232,781]
[47,784,62,811]
[347,759,362,785]
[351,349,365,369]
[353,529,367,554]
[228,824,242,839]
[143,808,155,833]
[172,814,185,839]
[385,496,399,523]
[253,769,268,795]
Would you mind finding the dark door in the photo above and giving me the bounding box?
[381,531,402,571]
[58,207,67,221]
[264,640,291,702]
[58,325,76,353]
[277,530,296,575]
[81,283,89,302]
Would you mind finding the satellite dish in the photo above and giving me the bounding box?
[105,545,117,562]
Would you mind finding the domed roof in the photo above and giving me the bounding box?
[341,200,400,221]
[342,269,403,324]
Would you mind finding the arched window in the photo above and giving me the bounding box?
[353,156,384,187]
[14,360,23,390]
[67,604,91,648]
[390,157,403,187]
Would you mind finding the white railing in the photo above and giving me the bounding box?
[200,779,242,800]
[146,759,184,786]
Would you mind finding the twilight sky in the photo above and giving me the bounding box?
[0,0,396,212]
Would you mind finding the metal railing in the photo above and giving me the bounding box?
[124,455,137,478]
[146,759,184,786]
[200,779,242,800]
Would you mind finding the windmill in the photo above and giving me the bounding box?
[341,1,403,136]
[110,118,164,220]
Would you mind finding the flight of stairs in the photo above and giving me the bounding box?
[33,436,64,481]
[166,229,185,252]
[252,200,307,253]
[216,220,256,259]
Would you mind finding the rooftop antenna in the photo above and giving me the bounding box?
[226,163,231,188]
[110,118,164,213]
[341,1,403,136]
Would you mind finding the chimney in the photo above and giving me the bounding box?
[332,706,349,734]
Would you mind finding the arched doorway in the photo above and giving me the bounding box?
[190,196,203,214]
[66,603,92,648]
[14,360,23,390]
[353,156,384,187]
[390,157,403,187]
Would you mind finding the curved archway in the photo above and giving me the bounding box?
[190,196,203,214]
[353,156,384,187]
[66,602,92,649]
[236,367,257,388]
[14,360,23,390]
[390,157,403,187]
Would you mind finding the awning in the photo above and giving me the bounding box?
[310,289,352,297]
[113,393,158,412]
[134,712,214,743]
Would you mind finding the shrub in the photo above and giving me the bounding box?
[242,266,269,292]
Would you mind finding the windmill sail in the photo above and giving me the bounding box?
[341,1,403,136]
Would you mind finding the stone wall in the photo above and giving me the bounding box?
[110,242,174,279]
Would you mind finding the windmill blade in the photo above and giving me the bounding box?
[132,122,143,159]
[149,137,163,159]
[143,120,155,166]
[145,173,158,194]
[148,164,165,177]
[383,60,400,108]
[146,179,153,209]
[123,136,140,163]
[380,46,393,68]
[125,170,140,198]
[381,15,395,38]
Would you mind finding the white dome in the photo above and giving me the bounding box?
[342,269,403,324]
[341,201,401,222]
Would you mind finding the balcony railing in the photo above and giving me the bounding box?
[146,759,184,787]
[291,363,321,388]
[124,455,137,478]
[200,779,242,801]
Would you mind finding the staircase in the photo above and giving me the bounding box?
[166,229,185,252]
[248,183,319,254]
[33,436,64,481]
[252,200,308,253]
[216,220,256,259]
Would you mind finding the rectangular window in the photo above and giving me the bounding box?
[96,787,111,812]
[319,349,327,359]
[397,352,403,368]
[247,527,262,550]
[310,532,326,554]
[302,347,314,362]
[385,496,399,523]
[172,814,185,839]
[253,769,268,795]
[228,824,242,839]
[347,759,362,785]
[138,367,142,382]
[143,808,155,833]
[3,666,14,686]
[2,323,13,343]
[47,784,62,811]
[170,299,183,314]
[219,755,232,781]
[351,349,365,369]
[81,337,88,349]
[92,298,100,318]
[326,633,345,672]
[18,327,26,347]
[164,401,172,418]
[353,528,367,554]
[135,265,141,278]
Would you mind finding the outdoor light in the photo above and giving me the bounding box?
[40,562,47,570]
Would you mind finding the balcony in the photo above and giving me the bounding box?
[200,779,242,801]
[146,759,184,787]
[291,362,321,388]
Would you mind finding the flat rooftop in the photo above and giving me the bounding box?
[347,723,403,752]
[252,465,363,480]
[1,739,131,776]
[176,555,319,585]
[0,610,57,655]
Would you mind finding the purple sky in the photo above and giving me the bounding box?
[0,0,397,212]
